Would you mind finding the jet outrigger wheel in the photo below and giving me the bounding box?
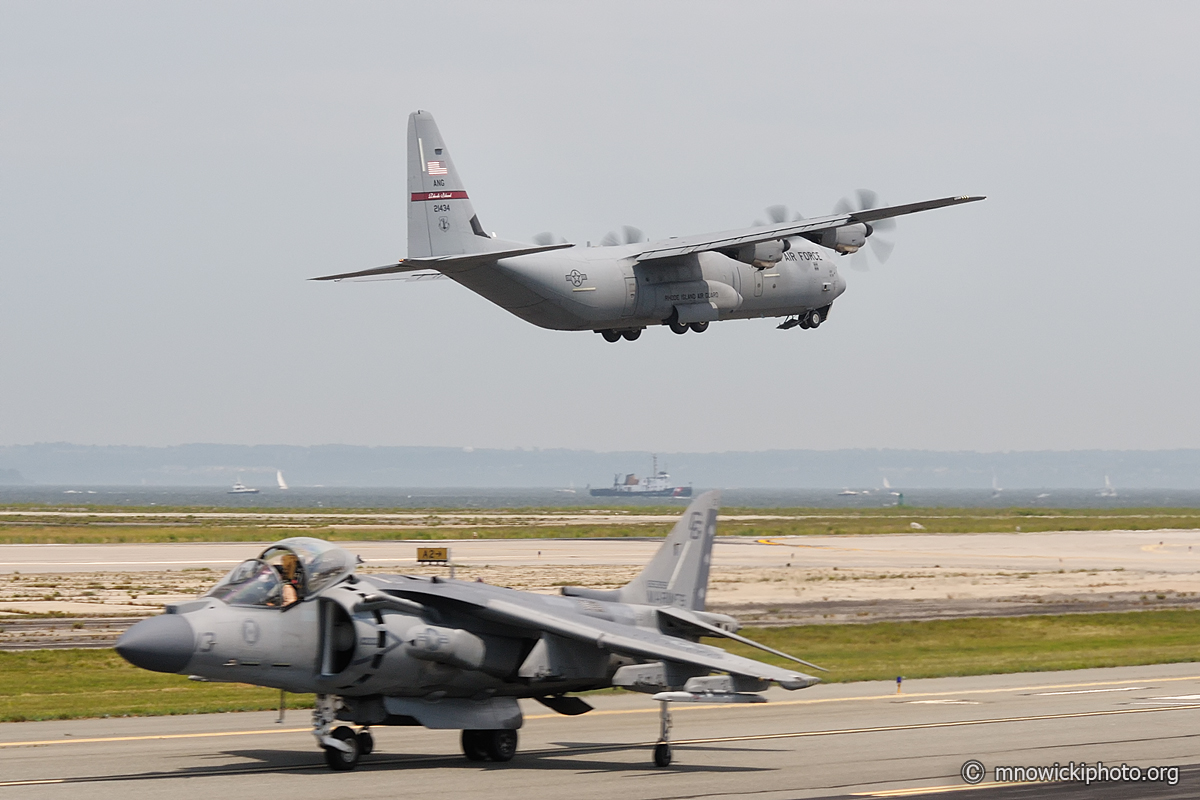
[653,699,673,767]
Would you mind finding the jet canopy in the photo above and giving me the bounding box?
[205,537,357,607]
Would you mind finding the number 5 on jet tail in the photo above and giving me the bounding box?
[312,110,983,341]
[117,492,824,770]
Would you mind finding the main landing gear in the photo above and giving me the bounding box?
[669,320,708,335]
[314,694,374,771]
[597,328,643,342]
[461,729,518,762]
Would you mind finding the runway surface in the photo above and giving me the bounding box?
[3,529,1200,574]
[2,663,1198,799]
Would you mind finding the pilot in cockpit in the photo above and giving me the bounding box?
[280,552,302,605]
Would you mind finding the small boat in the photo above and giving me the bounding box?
[277,470,289,490]
[1098,475,1117,498]
[228,479,260,495]
[837,489,860,496]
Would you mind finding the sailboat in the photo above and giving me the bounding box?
[1099,475,1117,498]
[277,470,289,490]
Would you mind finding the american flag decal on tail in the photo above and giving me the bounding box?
[427,160,448,175]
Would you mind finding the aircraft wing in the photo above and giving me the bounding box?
[635,195,984,263]
[377,580,818,689]
[310,242,574,281]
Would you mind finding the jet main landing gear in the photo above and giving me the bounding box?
[461,729,518,762]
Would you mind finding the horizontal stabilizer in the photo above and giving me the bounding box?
[310,242,574,281]
[658,606,827,672]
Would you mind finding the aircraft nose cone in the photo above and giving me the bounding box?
[115,614,195,673]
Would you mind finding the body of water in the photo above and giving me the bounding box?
[3,486,1200,509]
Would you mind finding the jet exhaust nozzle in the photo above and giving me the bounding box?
[115,613,195,673]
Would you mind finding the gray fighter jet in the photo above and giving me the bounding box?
[312,111,983,340]
[116,492,823,770]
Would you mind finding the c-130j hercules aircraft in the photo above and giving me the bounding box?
[116,492,824,770]
[313,111,983,340]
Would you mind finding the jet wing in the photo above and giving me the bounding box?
[635,195,984,263]
[377,580,818,689]
[310,242,574,281]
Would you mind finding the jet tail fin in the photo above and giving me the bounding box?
[620,490,719,611]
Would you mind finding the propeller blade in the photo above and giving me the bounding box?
[622,225,644,244]
[766,204,788,224]
[855,188,878,210]
[870,216,897,232]
[850,251,871,271]
[532,232,555,246]
[833,197,853,216]
[869,236,896,263]
[600,231,620,247]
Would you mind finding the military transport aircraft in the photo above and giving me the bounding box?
[312,111,983,341]
[116,492,822,770]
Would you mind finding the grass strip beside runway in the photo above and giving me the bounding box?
[719,610,1200,682]
[3,610,1200,721]
[5,506,1200,543]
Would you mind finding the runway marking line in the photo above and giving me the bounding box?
[0,727,309,749]
[853,784,1029,797]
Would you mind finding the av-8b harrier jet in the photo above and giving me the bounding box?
[117,492,823,770]
[313,110,983,340]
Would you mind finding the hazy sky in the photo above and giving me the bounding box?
[2,1,1198,453]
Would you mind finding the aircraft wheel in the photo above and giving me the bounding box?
[356,729,374,755]
[484,729,518,762]
[688,321,708,333]
[621,329,642,341]
[601,330,621,343]
[809,310,823,328]
[323,725,360,771]
[653,742,672,767]
[462,729,489,761]
[799,317,811,329]
[669,321,689,334]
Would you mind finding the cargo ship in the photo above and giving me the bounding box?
[589,456,692,498]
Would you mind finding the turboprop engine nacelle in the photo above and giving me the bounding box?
[734,239,789,267]
[818,223,868,254]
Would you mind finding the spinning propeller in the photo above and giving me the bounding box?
[599,226,646,247]
[532,232,568,246]
[832,189,896,271]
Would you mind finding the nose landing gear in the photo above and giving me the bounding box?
[777,305,831,331]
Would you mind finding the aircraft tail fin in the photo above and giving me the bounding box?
[407,110,498,258]
[620,491,719,611]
